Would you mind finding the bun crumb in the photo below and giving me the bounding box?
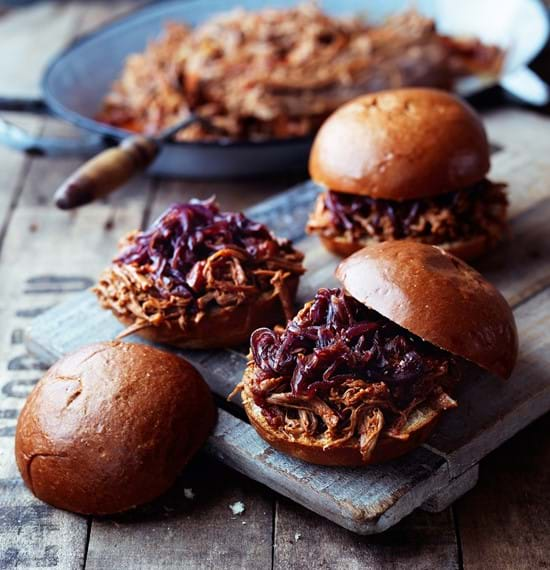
[229,501,246,515]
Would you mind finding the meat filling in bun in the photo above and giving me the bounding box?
[244,288,460,463]
[309,180,507,251]
[95,198,305,348]
[233,241,518,466]
[307,88,508,260]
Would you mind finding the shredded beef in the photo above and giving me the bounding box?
[95,199,304,335]
[239,288,459,459]
[307,180,508,246]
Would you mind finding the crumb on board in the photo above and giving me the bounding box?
[294,532,302,542]
[229,501,245,516]
[183,488,195,500]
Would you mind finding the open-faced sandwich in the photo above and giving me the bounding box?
[306,88,508,260]
[95,198,305,348]
[233,241,517,466]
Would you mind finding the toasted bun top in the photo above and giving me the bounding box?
[309,88,490,200]
[336,242,517,379]
[15,341,216,514]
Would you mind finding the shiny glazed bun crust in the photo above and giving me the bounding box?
[309,88,490,200]
[336,241,518,379]
[15,341,216,515]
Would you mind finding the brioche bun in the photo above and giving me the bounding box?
[336,241,518,379]
[319,233,491,262]
[241,366,440,467]
[309,88,490,200]
[15,341,216,515]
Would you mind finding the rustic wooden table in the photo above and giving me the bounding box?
[0,2,549,569]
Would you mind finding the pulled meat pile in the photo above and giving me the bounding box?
[98,3,503,141]
[307,180,508,246]
[95,199,304,337]
[238,288,459,460]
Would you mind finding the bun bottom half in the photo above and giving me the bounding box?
[319,234,493,262]
[241,380,440,467]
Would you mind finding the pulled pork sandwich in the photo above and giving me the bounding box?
[234,241,517,466]
[306,88,508,260]
[95,199,305,348]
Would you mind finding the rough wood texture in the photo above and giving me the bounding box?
[455,414,550,570]
[2,0,550,565]
[25,119,550,532]
[0,4,148,568]
[207,410,449,534]
[85,455,274,570]
[273,501,460,570]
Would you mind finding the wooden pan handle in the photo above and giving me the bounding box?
[53,136,159,209]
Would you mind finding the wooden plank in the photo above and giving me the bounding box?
[485,108,550,218]
[273,503,459,570]
[25,301,451,535]
[421,465,479,513]
[455,413,550,570]
[85,454,273,570]
[0,478,86,569]
[0,205,150,567]
[0,3,82,98]
[147,173,308,226]
[428,285,550,477]
[476,196,550,307]
[25,282,550,530]
[245,183,458,556]
[206,411,449,535]
[0,114,38,233]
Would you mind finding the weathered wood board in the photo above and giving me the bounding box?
[25,121,550,533]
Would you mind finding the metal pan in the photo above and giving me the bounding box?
[0,0,548,178]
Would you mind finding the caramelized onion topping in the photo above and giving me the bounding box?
[96,199,304,336]
[116,198,303,303]
[308,180,507,245]
[244,289,459,457]
[251,288,456,404]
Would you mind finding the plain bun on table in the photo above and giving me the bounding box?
[15,341,216,515]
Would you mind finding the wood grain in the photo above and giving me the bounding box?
[0,113,38,234]
[0,6,150,568]
[273,501,459,570]
[485,108,550,218]
[428,286,550,477]
[455,413,550,570]
[1,0,549,563]
[206,410,449,534]
[0,179,148,567]
[85,455,274,570]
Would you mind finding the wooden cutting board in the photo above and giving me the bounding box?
[25,111,550,534]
